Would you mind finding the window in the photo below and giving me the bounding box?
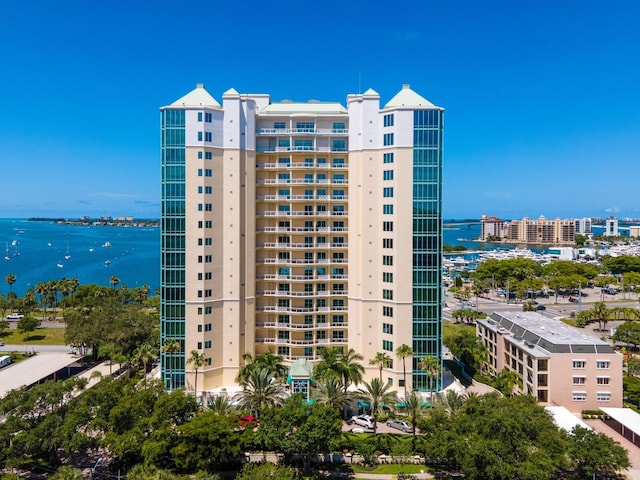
[383,204,394,214]
[205,272,212,279]
[198,221,203,228]
[197,204,203,212]
[197,112,203,122]
[277,346,289,356]
[383,153,394,163]
[204,306,212,314]
[383,133,394,146]
[197,169,203,177]
[197,307,203,315]
[332,331,344,340]
[383,255,393,265]
[383,289,393,300]
[197,324,202,332]
[597,376,611,385]
[572,360,586,369]
[204,340,212,348]
[383,340,394,351]
[383,113,394,127]
[197,132,203,141]
[596,392,611,402]
[383,222,393,232]
[383,272,393,283]
[572,376,586,385]
[572,391,587,402]
[332,140,346,152]
[205,186,212,194]
[383,323,393,334]
[332,122,346,132]
[205,169,212,177]
[198,151,203,159]
[205,203,212,211]
[205,323,212,331]
[205,152,212,159]
[205,112,212,122]
[205,221,212,228]
[383,187,394,197]
[383,238,393,248]
[296,122,315,132]
[383,306,393,317]
[383,170,394,180]
[204,132,212,142]
[274,122,286,129]
[197,186,203,194]
[197,342,202,349]
[596,360,610,369]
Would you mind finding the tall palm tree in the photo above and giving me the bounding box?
[133,343,158,386]
[591,301,610,331]
[339,348,364,391]
[395,344,413,399]
[403,392,428,444]
[356,378,398,435]
[313,346,342,382]
[4,273,16,293]
[369,352,392,382]
[313,377,352,411]
[162,339,181,390]
[109,275,120,290]
[35,281,48,320]
[418,355,441,398]
[234,367,286,419]
[69,277,80,307]
[187,349,206,396]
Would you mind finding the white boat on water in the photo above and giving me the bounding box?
[4,242,10,261]
[64,241,71,260]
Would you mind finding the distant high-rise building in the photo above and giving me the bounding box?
[574,218,592,235]
[160,84,444,393]
[605,217,619,237]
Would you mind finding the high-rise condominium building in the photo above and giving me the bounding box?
[160,84,444,393]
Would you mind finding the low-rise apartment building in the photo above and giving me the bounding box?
[476,311,622,412]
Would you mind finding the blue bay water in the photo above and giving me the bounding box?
[0,219,160,297]
[0,219,481,297]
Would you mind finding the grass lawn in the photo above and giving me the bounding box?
[0,327,66,345]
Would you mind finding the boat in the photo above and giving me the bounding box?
[64,241,71,260]
[57,263,64,268]
[104,241,111,266]
[4,242,10,261]
[89,248,95,253]
[12,240,19,256]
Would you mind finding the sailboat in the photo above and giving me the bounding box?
[4,242,10,261]
[12,240,19,256]
[65,241,71,260]
[104,241,111,266]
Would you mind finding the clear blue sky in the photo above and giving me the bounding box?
[1,0,639,220]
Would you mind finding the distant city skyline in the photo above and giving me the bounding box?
[1,0,638,219]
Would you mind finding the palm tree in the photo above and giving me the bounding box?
[69,277,80,306]
[403,392,428,444]
[109,275,120,290]
[339,348,364,391]
[591,301,610,332]
[356,378,398,435]
[207,395,237,415]
[187,349,206,397]
[313,346,342,382]
[162,339,181,390]
[4,273,16,293]
[435,389,467,415]
[313,376,352,411]
[418,355,441,398]
[35,282,48,320]
[133,343,158,386]
[234,367,286,419]
[395,344,413,399]
[236,350,286,384]
[369,352,392,382]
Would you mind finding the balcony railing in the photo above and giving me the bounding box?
[256,128,349,135]
[255,337,347,346]
[257,162,348,169]
[258,226,348,233]
[257,178,347,185]
[257,195,348,202]
[255,321,348,330]
[258,211,347,217]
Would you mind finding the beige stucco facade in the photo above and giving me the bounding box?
[161,84,444,393]
[477,311,623,412]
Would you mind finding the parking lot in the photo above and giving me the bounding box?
[342,418,416,435]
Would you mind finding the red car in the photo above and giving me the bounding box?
[237,415,258,427]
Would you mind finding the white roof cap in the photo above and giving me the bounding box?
[384,84,440,109]
[170,83,221,108]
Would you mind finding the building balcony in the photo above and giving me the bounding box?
[255,128,349,136]
[256,321,349,330]
[257,178,347,185]
[258,226,348,233]
[255,337,347,346]
[257,162,348,170]
[258,274,347,281]
[257,146,348,154]
[257,289,348,297]
[257,257,347,265]
[256,195,348,202]
[255,305,347,313]
[257,242,347,249]
[257,211,348,218]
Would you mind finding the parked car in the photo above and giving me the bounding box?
[348,414,375,429]
[6,313,23,320]
[386,419,414,433]
[0,341,4,346]
[535,305,546,311]
[237,415,258,427]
